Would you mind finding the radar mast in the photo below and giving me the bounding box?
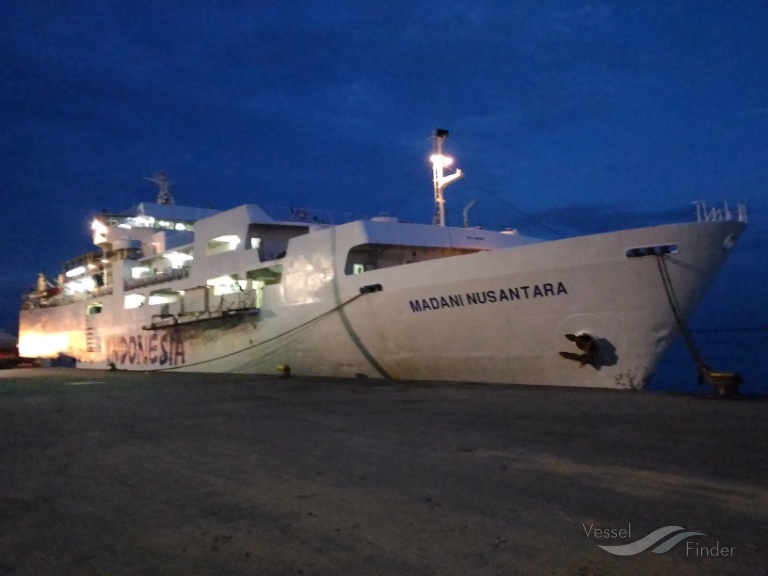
[431,129,464,227]
[146,171,174,205]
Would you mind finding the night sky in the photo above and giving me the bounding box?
[1,2,766,384]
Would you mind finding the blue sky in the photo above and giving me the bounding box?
[1,1,766,376]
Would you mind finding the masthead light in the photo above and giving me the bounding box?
[430,154,453,167]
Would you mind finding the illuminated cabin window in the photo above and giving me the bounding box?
[165,251,193,268]
[148,290,182,306]
[246,265,282,285]
[131,266,151,280]
[67,276,96,294]
[206,275,247,296]
[124,294,145,309]
[625,244,679,258]
[206,235,240,256]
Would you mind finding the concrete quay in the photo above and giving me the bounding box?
[0,368,766,575]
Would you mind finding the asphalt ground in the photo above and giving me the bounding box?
[0,368,766,575]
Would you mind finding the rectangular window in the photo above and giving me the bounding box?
[124,294,145,309]
[206,235,240,256]
[206,275,247,296]
[345,243,481,275]
[246,265,283,285]
[148,290,183,306]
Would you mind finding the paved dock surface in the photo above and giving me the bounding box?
[0,368,766,575]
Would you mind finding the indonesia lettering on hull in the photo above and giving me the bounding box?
[409,282,568,313]
[106,332,186,366]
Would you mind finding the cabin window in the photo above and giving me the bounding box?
[206,235,240,256]
[247,265,283,308]
[148,290,183,306]
[206,275,247,296]
[124,294,145,309]
[67,276,96,294]
[126,247,142,260]
[344,243,481,275]
[131,266,151,280]
[165,250,193,268]
[246,265,283,285]
[245,224,309,261]
[87,303,103,315]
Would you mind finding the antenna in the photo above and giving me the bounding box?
[462,199,478,228]
[145,171,174,205]
[431,129,464,226]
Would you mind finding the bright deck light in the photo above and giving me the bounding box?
[166,251,193,268]
[66,266,86,278]
[430,154,453,167]
[67,277,96,293]
[18,331,70,358]
[131,266,150,279]
[215,234,240,246]
[91,219,108,244]
[124,294,145,309]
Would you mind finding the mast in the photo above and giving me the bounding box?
[431,129,464,227]
[146,171,174,205]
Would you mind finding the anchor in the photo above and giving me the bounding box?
[559,332,598,366]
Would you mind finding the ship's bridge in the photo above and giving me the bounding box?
[92,202,221,248]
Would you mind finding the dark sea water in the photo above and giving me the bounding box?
[648,329,768,396]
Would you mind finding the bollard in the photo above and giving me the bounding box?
[276,364,291,378]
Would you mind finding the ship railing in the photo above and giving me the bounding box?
[214,288,258,313]
[124,267,190,291]
[92,285,113,298]
[694,201,747,223]
[261,205,355,225]
[142,288,259,330]
[21,284,115,310]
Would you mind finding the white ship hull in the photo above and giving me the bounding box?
[19,217,745,390]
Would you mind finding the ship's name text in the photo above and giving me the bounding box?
[106,332,186,366]
[409,282,568,313]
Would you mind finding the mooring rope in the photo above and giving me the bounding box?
[655,254,708,369]
[656,254,743,395]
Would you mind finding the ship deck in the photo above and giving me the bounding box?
[0,369,765,575]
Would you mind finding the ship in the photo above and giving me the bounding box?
[18,130,747,390]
